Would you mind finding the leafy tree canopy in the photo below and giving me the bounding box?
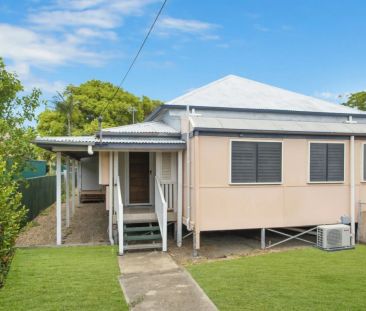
[343,91,366,111]
[0,57,41,286]
[37,80,162,136]
[0,58,41,168]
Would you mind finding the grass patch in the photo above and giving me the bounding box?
[188,246,366,311]
[0,246,127,311]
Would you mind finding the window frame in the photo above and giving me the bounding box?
[307,141,346,184]
[229,139,284,185]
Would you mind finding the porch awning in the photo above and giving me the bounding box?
[34,129,185,159]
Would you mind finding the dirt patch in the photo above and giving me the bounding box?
[169,229,315,265]
[16,204,57,247]
[63,203,108,244]
[16,202,109,247]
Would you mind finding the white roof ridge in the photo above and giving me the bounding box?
[166,75,234,106]
[164,75,364,115]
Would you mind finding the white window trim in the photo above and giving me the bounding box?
[307,141,346,184]
[229,139,284,185]
[361,142,366,183]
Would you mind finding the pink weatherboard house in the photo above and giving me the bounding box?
[35,75,366,254]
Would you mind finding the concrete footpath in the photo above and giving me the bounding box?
[118,252,217,311]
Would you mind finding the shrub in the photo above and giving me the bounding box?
[0,159,27,287]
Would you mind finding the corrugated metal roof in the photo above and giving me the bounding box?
[102,121,179,134]
[191,116,366,135]
[34,135,185,145]
[35,136,95,145]
[100,137,185,144]
[166,75,365,115]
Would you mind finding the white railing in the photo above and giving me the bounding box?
[155,176,168,251]
[116,177,124,255]
[161,182,176,210]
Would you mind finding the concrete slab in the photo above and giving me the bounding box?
[119,252,217,311]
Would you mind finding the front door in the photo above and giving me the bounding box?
[129,152,150,204]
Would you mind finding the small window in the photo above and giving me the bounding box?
[309,143,344,182]
[231,141,282,183]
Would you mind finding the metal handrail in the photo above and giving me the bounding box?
[155,176,168,251]
[116,177,124,255]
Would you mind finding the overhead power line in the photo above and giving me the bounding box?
[100,0,168,116]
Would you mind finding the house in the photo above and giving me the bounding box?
[34,75,366,254]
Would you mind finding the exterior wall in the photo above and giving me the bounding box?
[98,152,109,185]
[80,156,102,191]
[192,135,366,231]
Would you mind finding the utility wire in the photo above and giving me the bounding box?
[100,0,168,116]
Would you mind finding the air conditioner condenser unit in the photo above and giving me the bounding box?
[317,224,353,251]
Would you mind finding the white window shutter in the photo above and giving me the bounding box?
[161,152,172,182]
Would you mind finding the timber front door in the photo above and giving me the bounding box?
[129,152,150,204]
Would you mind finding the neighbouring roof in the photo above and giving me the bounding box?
[164,75,364,115]
[102,121,179,135]
[190,116,366,136]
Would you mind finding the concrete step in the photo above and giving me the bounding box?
[124,225,160,233]
[124,243,162,250]
[124,233,161,241]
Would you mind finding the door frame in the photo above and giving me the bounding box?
[124,152,154,206]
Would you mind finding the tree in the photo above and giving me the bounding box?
[0,58,41,286]
[343,91,366,111]
[37,80,162,136]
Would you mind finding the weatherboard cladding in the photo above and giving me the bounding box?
[164,75,364,115]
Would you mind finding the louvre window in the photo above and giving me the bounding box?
[309,143,344,182]
[231,141,282,183]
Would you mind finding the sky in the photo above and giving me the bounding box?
[1,0,366,113]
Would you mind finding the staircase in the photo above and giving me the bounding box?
[123,223,163,251]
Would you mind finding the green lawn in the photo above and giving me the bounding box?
[188,246,366,311]
[0,246,127,311]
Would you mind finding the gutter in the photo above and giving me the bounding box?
[191,127,366,137]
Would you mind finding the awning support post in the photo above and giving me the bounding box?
[108,152,114,245]
[177,151,183,247]
[65,156,70,228]
[71,159,76,216]
[56,152,62,245]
